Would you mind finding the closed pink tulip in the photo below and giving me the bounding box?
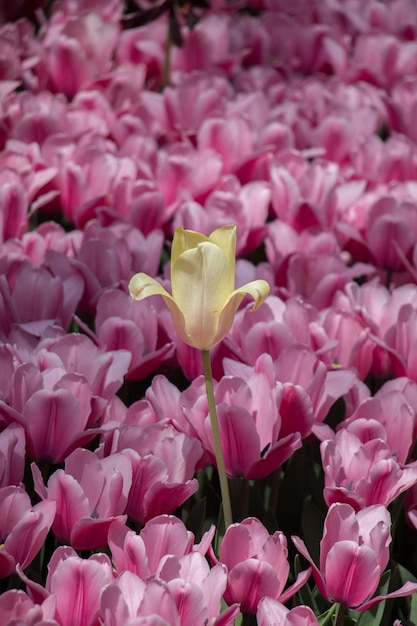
[32,448,131,550]
[109,423,202,524]
[321,427,417,509]
[215,517,310,614]
[0,423,25,487]
[38,547,114,626]
[0,589,58,625]
[0,486,55,578]
[257,598,319,626]
[293,503,417,610]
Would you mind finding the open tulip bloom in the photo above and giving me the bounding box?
[129,225,270,351]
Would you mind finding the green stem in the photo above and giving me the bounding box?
[162,14,172,88]
[318,603,337,626]
[334,603,346,626]
[201,349,233,529]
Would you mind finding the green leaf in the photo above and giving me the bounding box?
[410,593,417,624]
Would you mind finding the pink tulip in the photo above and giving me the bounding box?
[0,360,98,463]
[226,294,333,366]
[144,374,212,467]
[44,12,119,97]
[321,307,376,379]
[156,143,223,210]
[32,447,131,550]
[100,569,239,626]
[0,485,55,578]
[215,517,310,614]
[351,33,417,90]
[48,332,131,407]
[44,547,114,626]
[107,423,202,523]
[0,260,83,343]
[293,503,417,610]
[257,598,319,626]
[116,20,166,84]
[162,73,228,141]
[159,551,239,626]
[0,589,58,625]
[198,116,254,175]
[65,220,164,311]
[108,514,208,579]
[321,427,417,509]
[95,289,175,381]
[0,180,28,243]
[208,355,303,479]
[0,423,25,487]
[345,378,417,464]
[171,14,237,74]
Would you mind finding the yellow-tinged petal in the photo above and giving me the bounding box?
[210,279,271,349]
[129,272,192,346]
[171,225,237,266]
[128,273,172,302]
[207,225,237,265]
[171,241,234,349]
[171,226,209,263]
[233,278,271,311]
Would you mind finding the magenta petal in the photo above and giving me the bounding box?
[144,480,199,523]
[324,541,380,608]
[140,516,193,574]
[51,556,111,626]
[246,433,302,480]
[359,581,417,611]
[5,500,56,570]
[0,550,16,579]
[139,579,180,626]
[23,389,87,463]
[279,383,315,439]
[292,536,329,602]
[218,405,259,477]
[227,559,282,614]
[279,567,312,604]
[167,579,206,626]
[71,516,127,551]
[320,503,358,571]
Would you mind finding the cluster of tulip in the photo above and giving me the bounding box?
[2,0,417,624]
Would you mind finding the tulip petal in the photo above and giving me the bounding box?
[213,280,270,348]
[129,273,190,346]
[325,541,380,607]
[172,227,208,261]
[171,243,234,349]
[232,280,271,312]
[227,559,282,614]
[207,225,236,264]
[129,274,173,303]
[359,580,417,612]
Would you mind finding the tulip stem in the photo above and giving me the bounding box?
[162,13,172,88]
[334,603,346,626]
[201,349,233,529]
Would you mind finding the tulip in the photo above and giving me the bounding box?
[128,225,270,351]
[292,503,417,611]
[214,517,311,614]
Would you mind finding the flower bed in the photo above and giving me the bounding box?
[1,0,417,624]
